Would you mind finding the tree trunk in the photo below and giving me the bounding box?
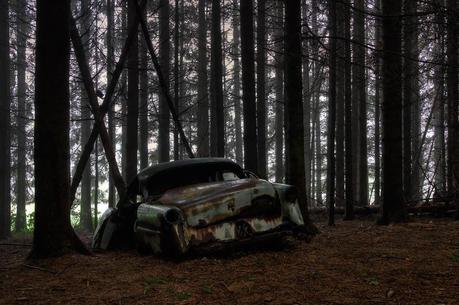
[30,0,88,258]
[335,0,345,208]
[327,0,337,226]
[139,14,149,169]
[126,0,139,184]
[197,0,209,157]
[274,0,284,183]
[210,0,224,157]
[173,0,180,160]
[240,0,258,173]
[352,0,368,206]
[0,0,11,239]
[158,0,170,163]
[380,0,406,224]
[343,0,354,219]
[15,0,27,232]
[256,0,267,178]
[284,0,315,231]
[374,0,382,205]
[107,0,115,207]
[232,0,243,165]
[433,0,446,197]
[302,0,311,199]
[79,0,93,232]
[446,0,458,213]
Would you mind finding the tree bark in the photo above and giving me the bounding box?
[374,0,382,205]
[30,0,89,258]
[139,14,149,170]
[380,0,406,224]
[240,0,258,173]
[210,0,224,157]
[0,0,11,239]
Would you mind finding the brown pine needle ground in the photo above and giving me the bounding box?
[1,218,458,305]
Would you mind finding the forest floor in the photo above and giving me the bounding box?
[1,218,459,305]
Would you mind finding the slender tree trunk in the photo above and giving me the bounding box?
[284,0,314,230]
[158,0,170,163]
[173,0,180,160]
[30,0,88,258]
[107,0,115,207]
[327,0,337,226]
[402,0,417,202]
[374,0,382,205]
[121,2,128,177]
[380,0,406,224]
[352,0,367,206]
[343,0,354,219]
[139,18,149,169]
[232,0,243,165]
[256,0,267,178]
[335,0,345,208]
[446,0,458,213]
[240,0,258,173]
[0,0,11,239]
[302,0,311,199]
[125,0,139,183]
[93,141,99,228]
[210,0,224,157]
[314,91,321,204]
[197,0,209,157]
[15,0,27,232]
[433,1,446,196]
[274,0,284,182]
[79,0,93,232]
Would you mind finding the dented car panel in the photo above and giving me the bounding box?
[93,158,306,255]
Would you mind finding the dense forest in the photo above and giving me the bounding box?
[1,0,459,304]
[0,0,458,255]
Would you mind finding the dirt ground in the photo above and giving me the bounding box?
[1,218,458,305]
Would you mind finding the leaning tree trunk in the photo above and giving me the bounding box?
[380,0,406,224]
[30,0,89,258]
[0,0,11,239]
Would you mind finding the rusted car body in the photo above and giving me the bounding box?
[93,158,306,255]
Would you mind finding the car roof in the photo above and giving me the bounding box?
[136,158,243,183]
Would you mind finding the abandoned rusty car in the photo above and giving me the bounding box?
[93,158,307,256]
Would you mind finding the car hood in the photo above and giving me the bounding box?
[156,178,258,207]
